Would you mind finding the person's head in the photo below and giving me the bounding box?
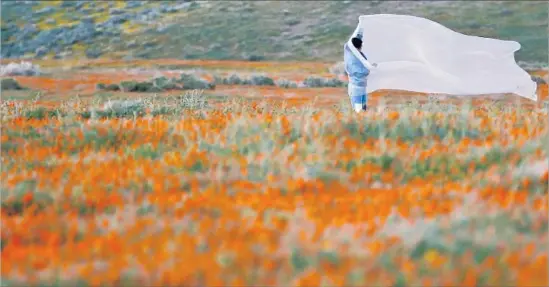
[351,37,362,49]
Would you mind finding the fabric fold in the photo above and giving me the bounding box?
[356,14,537,101]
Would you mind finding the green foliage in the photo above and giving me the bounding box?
[176,91,209,110]
[152,76,178,90]
[119,80,162,93]
[178,73,215,90]
[1,78,24,90]
[102,74,219,93]
[303,76,346,88]
[250,75,275,86]
[208,73,347,89]
[23,107,49,120]
[133,144,162,160]
[276,79,298,88]
[290,248,309,274]
[119,81,139,92]
[223,74,244,85]
[1,184,54,216]
[151,106,176,116]
[96,83,121,91]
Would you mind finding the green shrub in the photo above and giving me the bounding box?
[250,75,275,86]
[178,73,215,90]
[135,81,162,93]
[218,74,279,87]
[120,81,138,92]
[105,84,121,91]
[223,74,243,85]
[1,78,24,90]
[151,106,176,116]
[217,74,345,89]
[103,75,216,93]
[276,79,298,88]
[119,81,162,93]
[303,76,346,88]
[96,83,120,91]
[23,107,48,120]
[153,77,178,90]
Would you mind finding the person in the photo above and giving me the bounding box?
[344,21,378,113]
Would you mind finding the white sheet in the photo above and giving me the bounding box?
[357,14,537,101]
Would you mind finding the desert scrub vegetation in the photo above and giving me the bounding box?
[216,74,276,86]
[96,74,216,93]
[1,78,26,91]
[302,76,346,88]
[1,91,211,121]
[215,73,346,88]
[275,78,299,88]
[1,94,547,286]
[95,83,121,92]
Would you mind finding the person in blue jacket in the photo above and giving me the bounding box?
[344,21,378,113]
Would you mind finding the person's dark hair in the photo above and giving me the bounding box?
[351,37,362,49]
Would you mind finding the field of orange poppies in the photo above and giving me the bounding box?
[1,59,548,287]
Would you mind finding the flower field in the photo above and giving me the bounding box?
[2,0,548,283]
[1,88,547,287]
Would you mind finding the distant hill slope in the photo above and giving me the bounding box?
[1,1,547,68]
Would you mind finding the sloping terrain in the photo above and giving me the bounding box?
[1,1,547,67]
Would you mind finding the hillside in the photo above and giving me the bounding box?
[1,1,547,68]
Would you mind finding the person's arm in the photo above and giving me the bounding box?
[346,23,377,70]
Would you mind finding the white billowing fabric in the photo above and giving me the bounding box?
[357,14,537,101]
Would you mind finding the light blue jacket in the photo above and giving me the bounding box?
[344,24,376,88]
